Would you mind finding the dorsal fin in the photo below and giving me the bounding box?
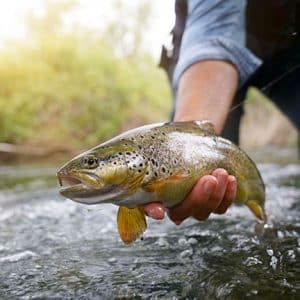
[167,120,216,136]
[193,120,216,135]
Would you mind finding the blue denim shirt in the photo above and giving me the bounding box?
[173,0,262,90]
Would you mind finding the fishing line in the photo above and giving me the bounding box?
[228,62,300,115]
[261,63,300,92]
[229,101,245,114]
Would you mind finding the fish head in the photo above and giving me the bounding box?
[57,140,148,204]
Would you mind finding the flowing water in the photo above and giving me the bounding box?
[0,148,299,299]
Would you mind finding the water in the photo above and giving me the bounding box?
[0,149,299,299]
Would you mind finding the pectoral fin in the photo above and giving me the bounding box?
[246,200,267,222]
[117,206,147,244]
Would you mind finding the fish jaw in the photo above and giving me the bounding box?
[57,170,129,205]
[57,168,109,202]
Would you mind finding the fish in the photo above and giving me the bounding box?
[57,120,266,244]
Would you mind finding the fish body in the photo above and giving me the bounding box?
[57,121,266,244]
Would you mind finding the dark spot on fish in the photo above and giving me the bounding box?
[139,163,143,167]
[126,152,131,155]
[138,170,142,173]
[146,171,149,175]
[138,145,142,149]
[154,171,158,177]
[162,167,166,173]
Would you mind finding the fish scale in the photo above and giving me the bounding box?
[57,120,266,244]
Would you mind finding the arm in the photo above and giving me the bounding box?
[143,60,238,223]
[174,60,238,133]
[168,60,238,223]
[144,0,261,223]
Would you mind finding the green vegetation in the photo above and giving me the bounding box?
[0,1,171,150]
[0,0,296,155]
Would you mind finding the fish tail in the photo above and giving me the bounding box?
[246,200,267,222]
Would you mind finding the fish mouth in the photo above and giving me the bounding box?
[58,174,85,192]
[57,169,103,193]
[57,176,89,202]
[57,171,124,204]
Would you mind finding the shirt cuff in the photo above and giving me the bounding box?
[172,37,262,89]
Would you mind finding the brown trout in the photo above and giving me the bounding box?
[57,121,266,244]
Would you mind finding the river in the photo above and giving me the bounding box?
[0,148,299,299]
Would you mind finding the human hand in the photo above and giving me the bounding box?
[143,168,237,224]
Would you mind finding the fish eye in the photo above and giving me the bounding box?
[83,156,98,169]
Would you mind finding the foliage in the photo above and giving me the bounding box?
[0,1,171,149]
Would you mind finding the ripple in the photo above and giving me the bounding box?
[0,158,299,298]
[0,251,37,263]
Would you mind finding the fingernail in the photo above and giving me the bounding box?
[204,181,215,194]
[217,172,227,181]
[147,206,165,220]
[228,176,236,184]
[147,208,155,218]
[156,206,165,219]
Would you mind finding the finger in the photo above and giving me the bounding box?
[191,209,211,222]
[143,202,165,220]
[192,169,229,221]
[168,175,217,224]
[214,175,237,214]
[209,168,229,208]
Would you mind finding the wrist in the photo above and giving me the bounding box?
[174,60,238,134]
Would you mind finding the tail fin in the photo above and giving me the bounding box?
[246,200,267,222]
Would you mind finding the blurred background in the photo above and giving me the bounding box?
[0,0,298,162]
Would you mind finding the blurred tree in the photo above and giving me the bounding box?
[103,0,152,58]
[26,0,77,39]
[0,0,171,150]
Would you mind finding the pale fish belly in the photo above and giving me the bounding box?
[116,188,155,208]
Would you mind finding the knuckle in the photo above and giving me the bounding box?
[193,212,210,221]
[168,210,184,223]
[214,207,227,215]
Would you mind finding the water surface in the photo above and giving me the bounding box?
[0,149,299,299]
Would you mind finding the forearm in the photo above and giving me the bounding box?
[174,60,238,135]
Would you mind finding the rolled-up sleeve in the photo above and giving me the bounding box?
[173,0,262,89]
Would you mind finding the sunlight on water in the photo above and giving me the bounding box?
[0,150,299,299]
